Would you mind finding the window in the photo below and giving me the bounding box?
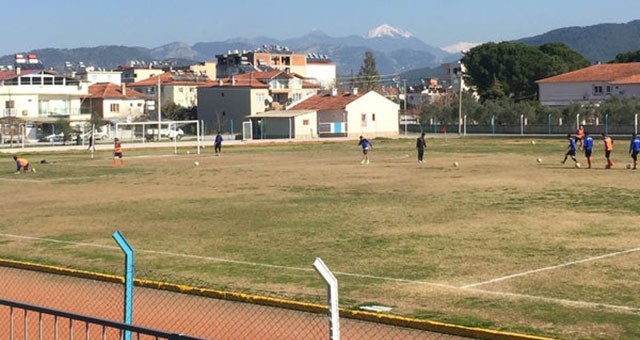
[256,93,265,102]
[372,113,376,122]
[5,100,14,109]
[593,85,603,95]
[110,103,120,112]
[361,113,367,128]
[606,86,612,93]
[303,119,309,126]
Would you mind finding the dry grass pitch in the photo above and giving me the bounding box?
[1,137,640,339]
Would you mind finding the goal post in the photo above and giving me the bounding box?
[114,120,202,154]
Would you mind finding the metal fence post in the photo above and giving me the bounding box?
[463,115,467,136]
[113,230,135,340]
[605,113,609,135]
[491,114,495,135]
[313,257,340,340]
[520,114,524,135]
[547,113,551,135]
[635,113,638,134]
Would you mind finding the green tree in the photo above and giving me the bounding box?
[462,42,589,102]
[356,51,381,93]
[53,118,74,142]
[162,103,196,121]
[611,50,640,63]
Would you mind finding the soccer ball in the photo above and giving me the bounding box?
[453,161,459,167]
[627,164,632,169]
[537,158,542,163]
[575,162,581,169]
[187,150,190,154]
[194,161,200,166]
[531,140,536,145]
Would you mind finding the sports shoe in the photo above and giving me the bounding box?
[31,168,36,173]
[14,171,20,175]
[366,160,370,165]
[361,160,365,164]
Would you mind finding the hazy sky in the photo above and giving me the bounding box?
[3,0,640,53]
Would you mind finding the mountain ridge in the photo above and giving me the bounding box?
[0,24,455,76]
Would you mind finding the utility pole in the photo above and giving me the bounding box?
[157,74,161,141]
[457,68,463,136]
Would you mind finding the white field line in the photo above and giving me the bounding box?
[461,247,640,289]
[1,233,639,312]
[0,178,41,183]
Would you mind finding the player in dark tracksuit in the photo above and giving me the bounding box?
[214,132,223,156]
[416,132,427,164]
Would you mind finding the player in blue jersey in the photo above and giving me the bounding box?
[358,136,372,165]
[583,131,594,168]
[561,134,578,165]
[629,133,640,170]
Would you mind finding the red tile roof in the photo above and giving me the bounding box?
[610,74,640,85]
[87,82,147,99]
[290,92,363,110]
[128,72,216,87]
[206,74,270,88]
[537,62,640,84]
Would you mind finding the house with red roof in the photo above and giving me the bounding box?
[83,83,147,120]
[128,71,216,109]
[233,89,399,140]
[537,62,640,106]
[286,89,399,138]
[197,71,319,135]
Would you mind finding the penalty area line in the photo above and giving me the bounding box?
[0,233,456,290]
[462,246,640,289]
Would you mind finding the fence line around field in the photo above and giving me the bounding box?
[0,258,554,340]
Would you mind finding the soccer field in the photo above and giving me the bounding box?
[1,137,640,339]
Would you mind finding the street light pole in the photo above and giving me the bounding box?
[403,79,407,137]
[457,70,463,136]
[157,74,162,141]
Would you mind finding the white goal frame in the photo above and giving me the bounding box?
[114,120,202,154]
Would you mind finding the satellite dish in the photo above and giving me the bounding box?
[264,95,273,106]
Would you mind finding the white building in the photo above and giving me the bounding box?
[76,68,123,86]
[278,89,399,139]
[537,62,640,106]
[0,69,89,122]
[305,55,336,89]
[84,83,147,120]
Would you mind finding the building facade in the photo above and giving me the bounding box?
[289,90,400,138]
[197,71,319,135]
[537,62,640,106]
[83,83,147,120]
[128,71,215,109]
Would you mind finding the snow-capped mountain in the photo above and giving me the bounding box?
[366,24,413,39]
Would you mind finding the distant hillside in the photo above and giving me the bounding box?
[0,46,151,70]
[0,25,456,76]
[518,20,640,63]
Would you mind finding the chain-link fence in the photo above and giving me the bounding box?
[0,263,482,340]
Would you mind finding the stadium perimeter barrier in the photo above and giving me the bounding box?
[403,123,639,137]
[0,234,555,340]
